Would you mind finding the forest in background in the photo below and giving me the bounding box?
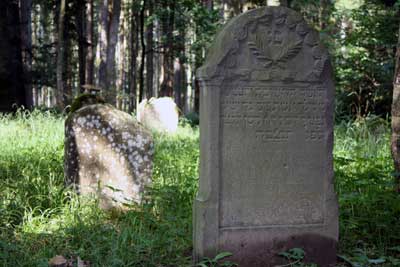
[0,0,399,119]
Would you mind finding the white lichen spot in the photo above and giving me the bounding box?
[77,117,87,126]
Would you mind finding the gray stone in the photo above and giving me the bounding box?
[193,6,338,267]
[137,97,179,133]
[65,104,154,209]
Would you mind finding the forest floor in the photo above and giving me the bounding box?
[0,110,399,267]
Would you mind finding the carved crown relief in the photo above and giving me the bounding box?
[197,7,329,82]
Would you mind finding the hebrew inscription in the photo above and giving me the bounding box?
[221,84,326,142]
[220,82,326,228]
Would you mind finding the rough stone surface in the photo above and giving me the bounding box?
[65,104,154,208]
[193,6,338,267]
[137,97,179,133]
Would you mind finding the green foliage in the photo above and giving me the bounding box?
[0,110,199,266]
[333,1,400,119]
[1,112,400,266]
[335,117,400,267]
[279,248,317,267]
[197,252,237,267]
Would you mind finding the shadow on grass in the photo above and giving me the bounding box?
[1,184,194,267]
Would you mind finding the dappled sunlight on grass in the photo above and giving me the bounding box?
[1,111,399,266]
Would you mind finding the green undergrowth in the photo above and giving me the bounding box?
[0,111,399,266]
[335,116,400,267]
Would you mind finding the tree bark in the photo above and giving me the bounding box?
[98,0,122,105]
[105,0,122,105]
[0,0,25,111]
[85,0,95,87]
[117,2,127,109]
[98,0,109,95]
[19,0,33,108]
[128,4,139,112]
[391,23,400,192]
[146,0,154,98]
[139,0,146,101]
[160,0,174,97]
[76,0,87,91]
[56,0,66,108]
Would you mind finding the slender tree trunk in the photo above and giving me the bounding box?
[174,23,185,111]
[128,5,139,112]
[64,8,72,105]
[77,0,86,91]
[160,0,174,97]
[117,3,125,109]
[146,0,154,98]
[153,16,161,99]
[85,0,95,88]
[19,0,33,108]
[105,0,122,105]
[139,0,146,101]
[98,0,109,94]
[0,0,25,110]
[56,0,66,108]
[174,58,183,110]
[391,23,400,193]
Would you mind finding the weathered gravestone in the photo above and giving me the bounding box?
[137,97,179,133]
[193,6,338,267]
[65,104,154,209]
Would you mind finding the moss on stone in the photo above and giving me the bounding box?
[69,94,106,114]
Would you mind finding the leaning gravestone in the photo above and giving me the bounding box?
[65,104,154,209]
[194,6,338,267]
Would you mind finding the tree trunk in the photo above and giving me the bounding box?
[146,0,154,98]
[391,23,400,192]
[153,15,161,99]
[19,0,33,108]
[56,0,66,108]
[85,0,95,88]
[98,0,121,105]
[98,0,109,95]
[174,58,182,110]
[0,0,25,111]
[77,0,86,91]
[117,3,127,109]
[105,0,122,105]
[160,0,174,97]
[139,0,146,101]
[128,4,139,112]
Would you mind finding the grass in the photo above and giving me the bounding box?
[0,111,399,266]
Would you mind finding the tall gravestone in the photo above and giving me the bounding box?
[194,6,338,267]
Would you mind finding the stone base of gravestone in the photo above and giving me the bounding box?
[65,104,154,209]
[193,6,338,267]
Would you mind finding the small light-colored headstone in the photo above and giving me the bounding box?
[65,104,154,209]
[49,255,67,267]
[194,6,338,267]
[137,97,179,133]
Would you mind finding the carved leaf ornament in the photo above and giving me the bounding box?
[197,7,328,82]
[245,9,308,69]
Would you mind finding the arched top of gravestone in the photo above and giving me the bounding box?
[197,6,329,83]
